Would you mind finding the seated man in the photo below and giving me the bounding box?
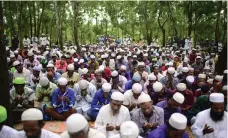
[10,77,35,121]
[95,92,130,138]
[62,64,80,88]
[110,70,127,93]
[73,79,96,120]
[132,94,164,137]
[151,82,170,105]
[123,83,144,114]
[156,92,184,123]
[30,66,43,90]
[119,65,131,80]
[124,73,142,91]
[88,83,112,121]
[148,113,189,138]
[13,61,31,84]
[45,77,76,121]
[90,69,107,90]
[46,63,61,83]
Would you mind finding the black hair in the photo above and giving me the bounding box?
[201,85,210,94]
[38,120,45,128]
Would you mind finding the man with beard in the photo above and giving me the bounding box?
[90,69,107,90]
[191,93,227,138]
[95,92,130,137]
[23,51,40,72]
[160,67,179,90]
[62,64,80,88]
[151,65,164,81]
[119,65,131,80]
[144,74,157,94]
[110,70,127,93]
[61,113,105,138]
[18,108,60,138]
[156,92,185,123]
[177,67,189,83]
[133,62,149,85]
[13,61,31,83]
[148,113,189,138]
[124,73,141,91]
[132,94,164,137]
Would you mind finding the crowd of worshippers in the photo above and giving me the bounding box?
[0,40,227,138]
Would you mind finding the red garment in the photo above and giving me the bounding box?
[161,66,166,71]
[214,82,223,92]
[55,60,67,72]
[103,67,111,82]
[173,89,194,110]
[194,89,202,98]
[189,53,197,64]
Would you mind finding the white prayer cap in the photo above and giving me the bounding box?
[196,56,201,59]
[33,66,41,72]
[143,53,148,57]
[47,64,54,68]
[81,68,88,75]
[111,53,116,57]
[215,75,223,82]
[90,55,95,59]
[223,70,228,74]
[148,74,156,81]
[95,69,102,74]
[173,92,185,104]
[13,61,20,66]
[120,121,139,137]
[66,113,88,133]
[117,55,122,60]
[39,77,49,87]
[79,59,84,64]
[101,54,106,59]
[186,76,195,84]
[169,113,187,130]
[133,55,137,58]
[138,94,151,104]
[120,65,127,71]
[79,80,89,90]
[198,74,206,79]
[183,58,189,63]
[167,67,175,74]
[27,51,34,56]
[74,58,78,62]
[14,50,19,54]
[207,79,214,85]
[132,83,142,94]
[111,92,124,101]
[182,67,189,73]
[67,64,74,71]
[58,77,68,86]
[10,54,15,58]
[222,85,227,91]
[81,48,86,51]
[70,50,76,55]
[6,47,9,51]
[138,62,145,66]
[21,108,43,121]
[210,93,224,103]
[176,83,187,91]
[99,65,105,72]
[111,70,119,77]
[102,83,112,93]
[189,67,194,71]
[153,82,163,92]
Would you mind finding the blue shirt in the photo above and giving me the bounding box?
[52,87,75,113]
[54,72,61,81]
[124,80,133,91]
[148,124,189,138]
[91,89,111,109]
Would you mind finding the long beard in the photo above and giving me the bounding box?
[210,109,224,122]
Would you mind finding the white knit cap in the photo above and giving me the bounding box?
[66,113,88,133]
[120,65,127,71]
[79,59,84,64]
[111,92,124,101]
[74,58,78,62]
[210,93,224,103]
[169,113,187,130]
[27,51,34,56]
[78,80,89,90]
[215,75,223,82]
[120,121,139,137]
[117,55,122,60]
[143,53,148,57]
[14,50,19,54]
[39,77,49,87]
[58,77,68,85]
[138,94,151,104]
[47,64,54,68]
[13,61,20,66]
[198,74,206,79]
[133,55,137,58]
[167,67,175,74]
[111,70,119,77]
[101,54,106,59]
[181,67,189,73]
[176,83,187,91]
[90,55,95,59]
[207,79,214,85]
[186,76,194,84]
[102,83,112,93]
[173,92,185,104]
[138,62,145,66]
[148,74,156,81]
[223,70,228,74]
[81,68,88,75]
[67,64,74,71]
[132,83,142,94]
[99,65,105,72]
[196,56,201,59]
[189,67,194,71]
[21,108,43,121]
[153,82,163,92]
[10,54,15,58]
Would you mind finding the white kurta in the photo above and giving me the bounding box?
[60,128,106,138]
[110,134,143,138]
[0,125,19,138]
[95,104,131,138]
[191,109,227,138]
[18,129,60,138]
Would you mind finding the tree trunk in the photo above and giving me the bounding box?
[8,2,15,42]
[29,2,33,38]
[73,1,79,49]
[17,1,23,48]
[33,2,36,36]
[187,1,193,37]
[37,2,45,38]
[0,1,12,127]
[167,2,178,37]
[215,1,222,52]
[157,11,167,47]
